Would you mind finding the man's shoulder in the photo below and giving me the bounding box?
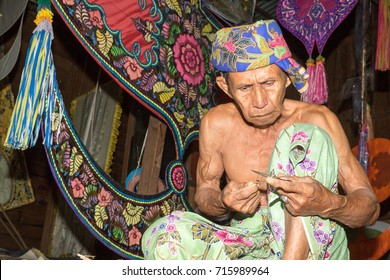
[289,100,341,135]
[200,103,237,133]
[288,99,334,120]
[203,102,237,121]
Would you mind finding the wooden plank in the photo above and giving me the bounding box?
[0,234,41,251]
[120,100,137,185]
[39,189,55,255]
[1,204,47,226]
[138,115,167,195]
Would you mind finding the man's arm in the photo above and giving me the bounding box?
[194,109,229,217]
[319,109,379,227]
[195,108,262,217]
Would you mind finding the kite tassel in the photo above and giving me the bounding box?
[4,4,56,149]
[313,55,328,105]
[301,57,316,103]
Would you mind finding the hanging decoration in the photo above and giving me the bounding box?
[4,0,64,149]
[375,0,390,71]
[277,0,359,104]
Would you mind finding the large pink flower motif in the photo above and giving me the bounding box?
[89,10,103,29]
[71,178,85,198]
[173,34,205,86]
[128,226,142,246]
[214,230,253,246]
[123,56,143,81]
[98,187,112,207]
[171,166,184,190]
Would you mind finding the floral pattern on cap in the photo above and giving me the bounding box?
[211,20,309,93]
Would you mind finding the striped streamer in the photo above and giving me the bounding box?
[4,1,63,149]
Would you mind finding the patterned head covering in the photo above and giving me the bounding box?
[211,20,309,93]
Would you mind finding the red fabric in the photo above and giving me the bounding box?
[89,0,160,65]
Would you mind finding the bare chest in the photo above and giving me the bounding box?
[221,130,279,182]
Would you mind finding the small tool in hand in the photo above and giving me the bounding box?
[251,170,292,182]
[251,170,290,203]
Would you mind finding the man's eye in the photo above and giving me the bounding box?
[263,81,275,86]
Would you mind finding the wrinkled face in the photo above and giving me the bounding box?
[216,64,291,127]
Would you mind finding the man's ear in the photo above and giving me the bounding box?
[216,75,233,98]
[285,76,292,88]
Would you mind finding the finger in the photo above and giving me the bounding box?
[267,177,307,195]
[231,188,259,203]
[256,180,268,191]
[242,193,261,214]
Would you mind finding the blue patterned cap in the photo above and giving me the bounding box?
[211,20,308,93]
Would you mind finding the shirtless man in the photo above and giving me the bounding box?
[141,20,379,260]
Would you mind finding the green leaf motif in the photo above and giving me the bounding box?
[123,203,144,226]
[110,45,125,57]
[224,243,252,259]
[156,232,169,246]
[112,226,127,245]
[94,204,108,229]
[191,223,219,244]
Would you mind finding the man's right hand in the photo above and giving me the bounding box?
[220,181,264,214]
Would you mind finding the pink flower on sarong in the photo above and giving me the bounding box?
[272,221,283,241]
[167,213,180,223]
[291,131,309,143]
[71,178,84,198]
[166,224,177,232]
[214,230,253,246]
[168,242,178,256]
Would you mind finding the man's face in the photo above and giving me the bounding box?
[217,64,291,127]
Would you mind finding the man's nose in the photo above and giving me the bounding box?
[252,86,268,108]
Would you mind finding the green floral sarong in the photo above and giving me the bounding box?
[141,123,349,260]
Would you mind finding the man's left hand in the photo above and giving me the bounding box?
[265,175,339,218]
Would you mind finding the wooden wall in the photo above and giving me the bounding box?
[0,1,389,259]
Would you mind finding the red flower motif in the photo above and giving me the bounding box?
[268,33,291,60]
[214,230,253,246]
[223,37,236,52]
[71,178,85,198]
[98,187,112,207]
[173,34,205,86]
[128,226,142,246]
[89,10,103,29]
[123,56,143,80]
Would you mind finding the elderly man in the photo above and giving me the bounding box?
[141,20,379,260]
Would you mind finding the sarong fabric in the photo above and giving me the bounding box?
[142,123,349,260]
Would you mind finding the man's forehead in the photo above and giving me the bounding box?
[228,65,286,81]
